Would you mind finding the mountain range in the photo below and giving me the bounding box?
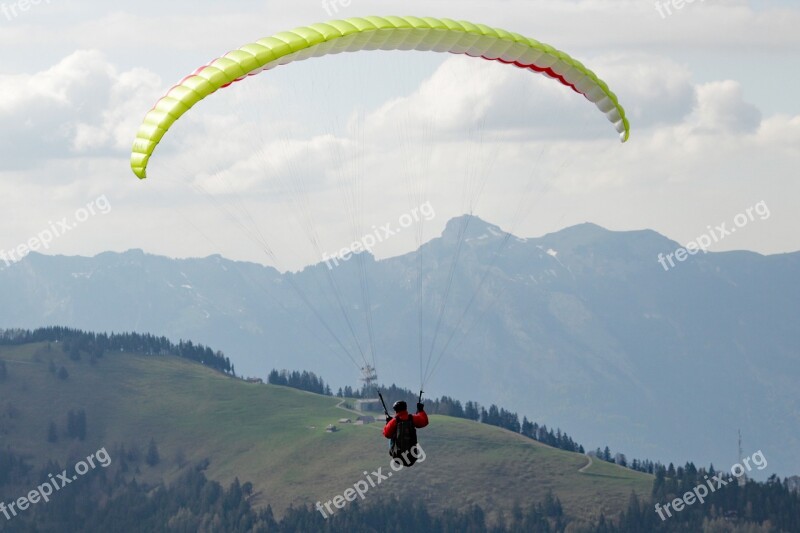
[1,215,797,476]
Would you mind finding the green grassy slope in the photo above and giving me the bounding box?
[0,342,651,523]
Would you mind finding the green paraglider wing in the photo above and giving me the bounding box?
[131,15,630,179]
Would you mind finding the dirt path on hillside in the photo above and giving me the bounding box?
[578,453,593,473]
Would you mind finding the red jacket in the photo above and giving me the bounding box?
[383,409,428,439]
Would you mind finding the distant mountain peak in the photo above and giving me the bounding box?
[441,214,509,241]
[543,222,609,240]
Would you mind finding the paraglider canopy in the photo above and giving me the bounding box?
[130,15,630,180]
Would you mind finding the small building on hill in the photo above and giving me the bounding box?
[338,418,352,424]
[355,399,383,412]
[355,415,375,425]
[325,424,337,433]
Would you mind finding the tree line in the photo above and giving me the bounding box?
[267,369,332,395]
[607,464,800,532]
[0,327,234,374]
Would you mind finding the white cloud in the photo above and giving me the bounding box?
[592,55,695,127]
[0,50,161,170]
[73,66,162,152]
[360,53,699,145]
[689,80,761,135]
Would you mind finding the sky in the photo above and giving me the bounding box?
[1,0,799,271]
